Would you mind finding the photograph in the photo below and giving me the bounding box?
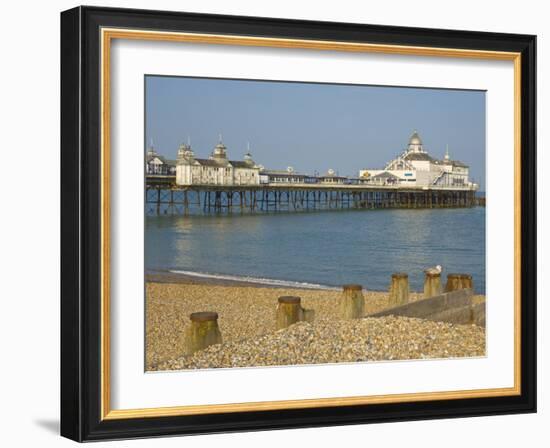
[56,4,537,442]
[144,76,487,371]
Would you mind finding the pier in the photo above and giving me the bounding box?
[146,175,482,215]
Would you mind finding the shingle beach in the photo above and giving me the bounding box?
[146,278,486,371]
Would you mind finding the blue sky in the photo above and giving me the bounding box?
[145,76,486,189]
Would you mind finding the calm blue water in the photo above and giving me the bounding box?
[145,207,486,293]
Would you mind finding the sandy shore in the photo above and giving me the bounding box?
[146,277,485,371]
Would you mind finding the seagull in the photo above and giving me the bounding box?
[424,265,442,275]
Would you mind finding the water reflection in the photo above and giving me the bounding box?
[145,207,485,293]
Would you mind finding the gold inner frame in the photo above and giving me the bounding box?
[100,27,522,421]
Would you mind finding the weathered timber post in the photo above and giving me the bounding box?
[276,296,303,329]
[340,284,365,319]
[445,274,462,291]
[460,274,473,291]
[424,272,442,298]
[445,273,474,292]
[185,312,222,355]
[389,273,409,306]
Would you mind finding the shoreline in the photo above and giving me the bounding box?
[147,269,478,294]
[147,269,342,291]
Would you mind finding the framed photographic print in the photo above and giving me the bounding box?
[60,6,536,442]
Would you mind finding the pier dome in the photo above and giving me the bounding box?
[407,130,424,153]
[409,131,422,144]
[244,151,255,166]
[178,142,194,160]
[212,138,228,160]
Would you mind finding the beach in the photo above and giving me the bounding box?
[146,274,486,371]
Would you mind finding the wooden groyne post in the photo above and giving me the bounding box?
[185,311,222,355]
[445,273,474,292]
[340,284,365,319]
[276,296,315,329]
[424,272,442,298]
[389,273,409,306]
[276,296,302,329]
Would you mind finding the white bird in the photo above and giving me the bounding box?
[424,265,442,275]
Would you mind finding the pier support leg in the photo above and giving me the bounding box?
[156,187,161,214]
[183,190,189,213]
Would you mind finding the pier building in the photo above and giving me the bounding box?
[359,131,476,189]
[175,138,261,186]
[145,142,176,175]
[259,168,318,184]
[319,169,349,185]
[146,131,481,214]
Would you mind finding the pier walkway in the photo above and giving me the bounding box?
[145,175,482,214]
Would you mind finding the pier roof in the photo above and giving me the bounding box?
[231,160,257,169]
[371,171,400,180]
[318,175,348,180]
[449,160,469,168]
[403,152,434,162]
[433,158,469,168]
[261,169,308,177]
[180,158,259,169]
[194,158,228,167]
[146,153,176,166]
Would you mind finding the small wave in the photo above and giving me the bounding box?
[169,269,339,290]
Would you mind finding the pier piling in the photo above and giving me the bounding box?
[185,312,223,355]
[145,176,480,216]
[340,284,365,319]
[424,271,442,298]
[389,273,409,306]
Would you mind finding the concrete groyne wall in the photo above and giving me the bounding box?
[369,288,485,326]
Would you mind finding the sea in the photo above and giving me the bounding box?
[145,206,486,294]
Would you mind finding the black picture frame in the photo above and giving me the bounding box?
[61,5,536,442]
